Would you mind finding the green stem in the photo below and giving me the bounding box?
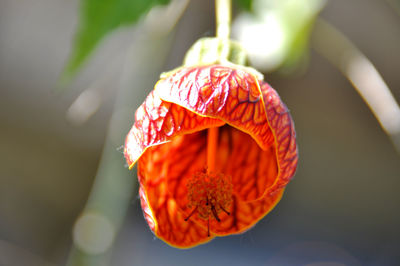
[313,18,400,153]
[215,0,231,39]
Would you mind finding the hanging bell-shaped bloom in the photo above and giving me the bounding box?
[124,38,298,248]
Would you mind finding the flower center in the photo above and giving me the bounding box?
[185,127,233,236]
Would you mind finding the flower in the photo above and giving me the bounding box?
[124,64,298,248]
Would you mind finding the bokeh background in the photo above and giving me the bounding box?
[0,0,400,265]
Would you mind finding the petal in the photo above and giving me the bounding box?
[138,140,213,248]
[209,188,285,236]
[221,128,278,202]
[155,65,275,151]
[124,90,224,169]
[260,82,298,195]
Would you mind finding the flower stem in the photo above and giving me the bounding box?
[313,18,400,153]
[207,127,219,173]
[215,0,231,39]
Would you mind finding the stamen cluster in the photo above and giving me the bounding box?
[186,168,233,221]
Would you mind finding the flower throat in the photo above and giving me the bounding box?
[185,127,233,236]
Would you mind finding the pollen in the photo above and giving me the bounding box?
[186,167,233,223]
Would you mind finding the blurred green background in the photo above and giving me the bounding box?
[0,0,399,265]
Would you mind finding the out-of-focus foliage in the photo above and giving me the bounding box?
[233,0,325,73]
[277,0,325,72]
[62,0,171,82]
[234,0,252,11]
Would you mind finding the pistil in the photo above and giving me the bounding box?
[207,127,219,173]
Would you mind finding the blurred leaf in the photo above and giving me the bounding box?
[233,0,325,73]
[61,0,171,83]
[234,0,252,11]
[278,0,324,73]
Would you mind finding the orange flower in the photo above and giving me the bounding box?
[124,64,298,248]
